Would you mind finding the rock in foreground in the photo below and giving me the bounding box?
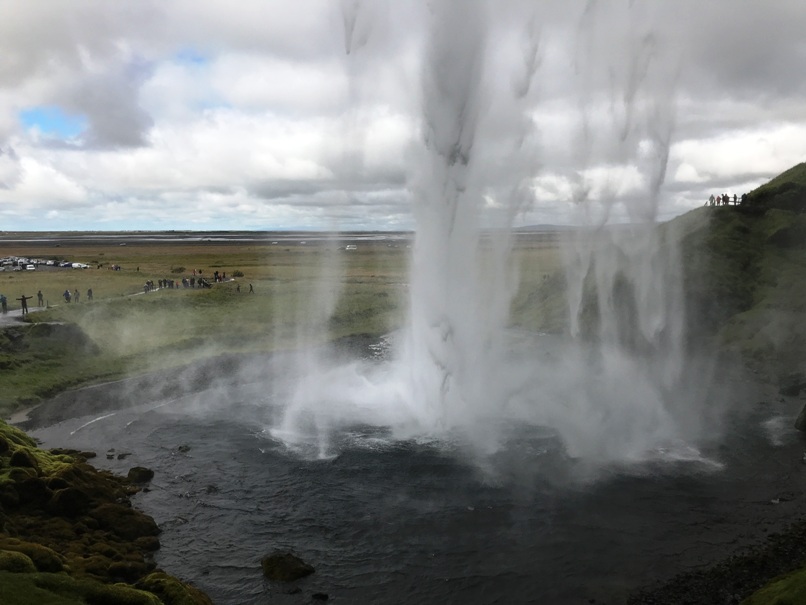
[261,550,315,582]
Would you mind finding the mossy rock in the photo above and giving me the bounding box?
[14,477,52,507]
[260,551,315,582]
[136,571,214,605]
[0,537,64,572]
[0,421,38,449]
[9,449,40,472]
[84,583,163,605]
[6,467,37,483]
[49,487,92,517]
[0,483,19,508]
[0,549,37,573]
[133,536,161,552]
[30,572,164,605]
[89,503,160,541]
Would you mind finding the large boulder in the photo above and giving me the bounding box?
[261,551,315,582]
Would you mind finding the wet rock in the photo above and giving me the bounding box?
[312,592,329,601]
[177,444,191,453]
[49,447,96,460]
[127,466,154,483]
[260,551,315,582]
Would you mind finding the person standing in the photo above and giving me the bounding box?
[17,294,32,315]
[0,293,7,314]
[87,288,93,301]
[37,290,44,307]
[74,289,80,303]
[64,289,71,303]
[249,284,254,293]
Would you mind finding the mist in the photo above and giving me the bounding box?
[257,0,730,475]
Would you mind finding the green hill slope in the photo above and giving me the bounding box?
[676,163,806,381]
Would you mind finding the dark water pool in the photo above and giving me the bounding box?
[27,372,806,605]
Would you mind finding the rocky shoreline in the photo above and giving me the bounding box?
[627,514,806,604]
[0,418,212,604]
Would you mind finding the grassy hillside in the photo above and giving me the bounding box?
[677,165,806,380]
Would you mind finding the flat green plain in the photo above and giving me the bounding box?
[0,236,562,417]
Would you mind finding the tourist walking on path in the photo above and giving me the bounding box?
[63,290,71,303]
[16,294,32,316]
[249,284,254,293]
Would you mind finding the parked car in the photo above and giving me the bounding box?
[25,264,35,271]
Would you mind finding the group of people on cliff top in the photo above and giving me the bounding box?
[707,193,747,206]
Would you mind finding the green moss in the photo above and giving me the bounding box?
[135,572,214,605]
[0,571,85,605]
[0,549,37,573]
[742,565,806,605]
[0,538,65,573]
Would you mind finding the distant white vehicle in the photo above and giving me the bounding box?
[46,260,55,266]
[345,245,357,250]
[71,262,88,269]
[25,264,35,271]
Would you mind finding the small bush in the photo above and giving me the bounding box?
[232,270,244,277]
[171,267,185,274]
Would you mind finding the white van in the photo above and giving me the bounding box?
[25,264,35,271]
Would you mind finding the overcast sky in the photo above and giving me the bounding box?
[0,0,804,231]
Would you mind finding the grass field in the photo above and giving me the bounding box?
[0,236,563,416]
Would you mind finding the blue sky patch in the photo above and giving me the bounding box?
[20,106,87,138]
[175,48,209,66]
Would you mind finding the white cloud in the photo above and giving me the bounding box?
[0,1,805,229]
